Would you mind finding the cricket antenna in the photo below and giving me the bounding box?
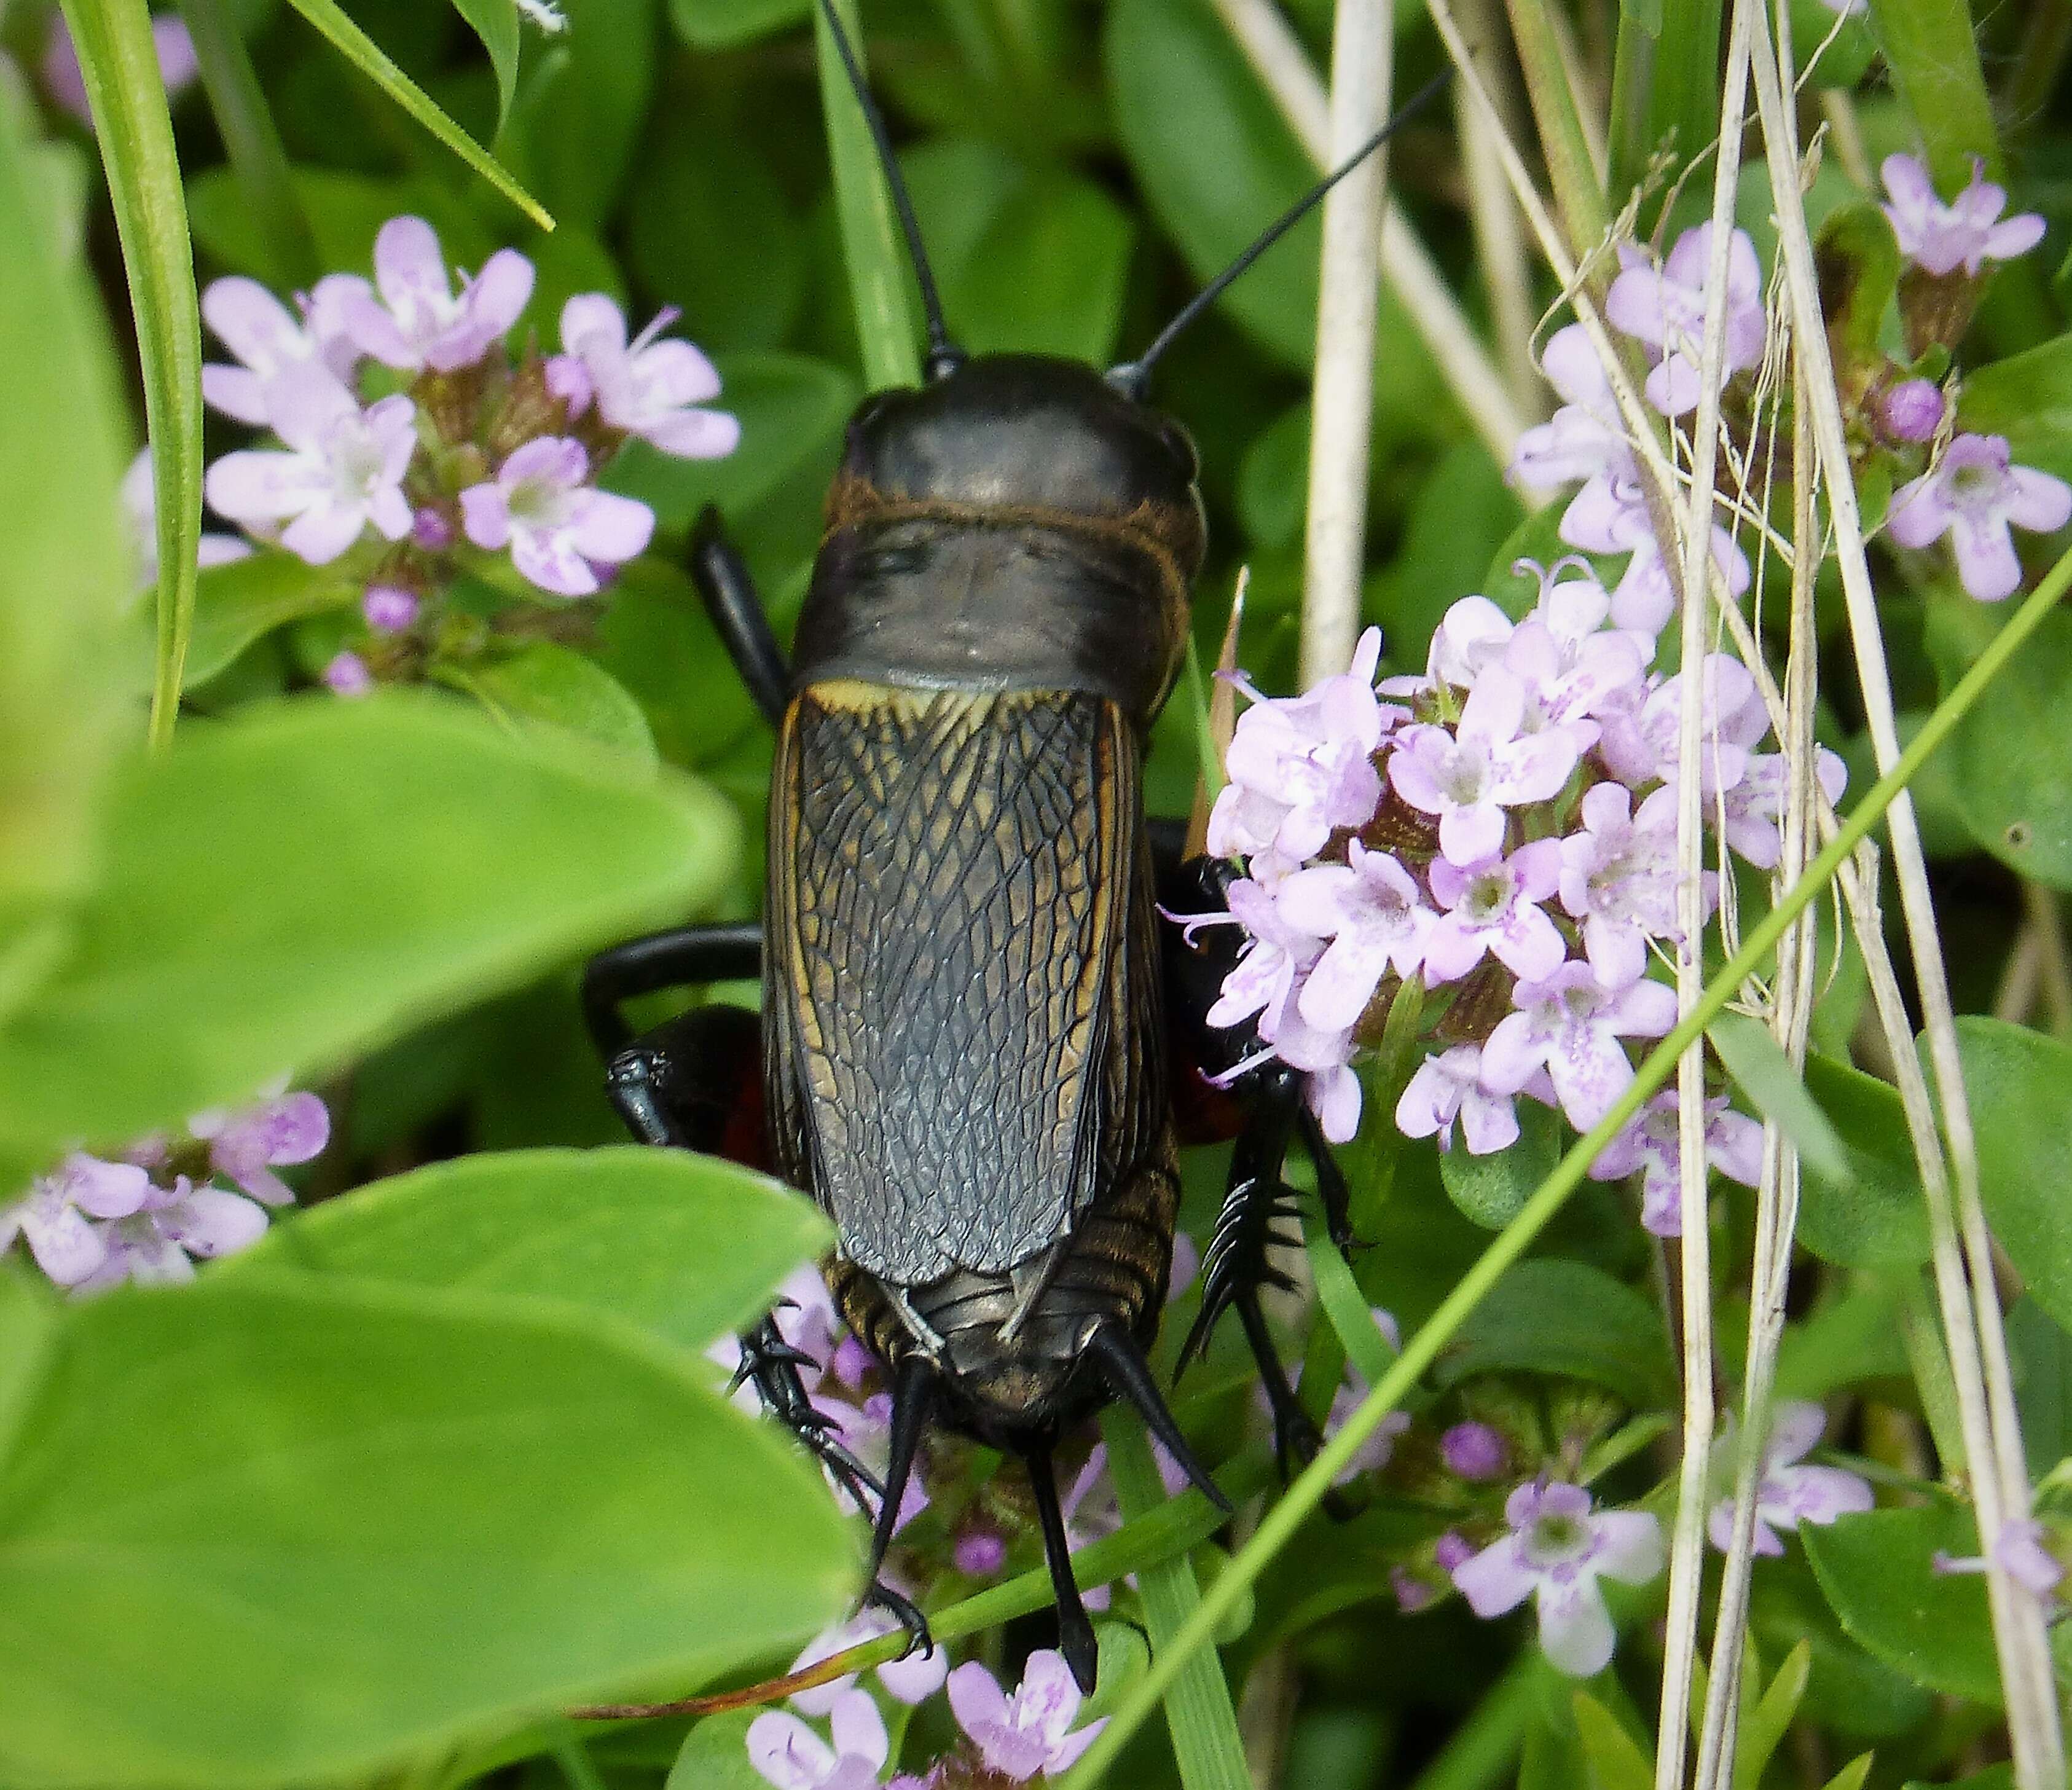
[1108,66,1454,401]
[812,0,963,382]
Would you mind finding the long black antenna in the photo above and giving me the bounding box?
[1109,66,1454,399]
[813,0,962,380]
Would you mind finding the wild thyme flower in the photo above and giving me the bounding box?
[0,1153,149,1287]
[788,1611,948,1713]
[342,216,535,372]
[1604,223,1767,417]
[946,1650,1107,1779]
[1589,1088,1762,1236]
[1880,154,2046,280]
[1396,1045,1526,1156]
[200,273,368,427]
[748,1688,898,1790]
[1452,1480,1665,1677]
[1886,432,2072,602]
[1706,1402,1872,1553]
[1480,964,1678,1131]
[459,436,655,597]
[553,294,742,458]
[1936,1519,2066,1601]
[123,449,251,586]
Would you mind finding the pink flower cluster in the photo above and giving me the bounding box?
[190,216,737,693]
[1195,557,1833,1234]
[1,1086,327,1292]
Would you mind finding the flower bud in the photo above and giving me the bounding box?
[323,651,373,696]
[363,584,420,633]
[1441,1421,1509,1482]
[1879,377,1945,444]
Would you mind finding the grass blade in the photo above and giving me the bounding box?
[59,0,202,752]
[1101,1413,1252,1790]
[812,0,922,390]
[281,0,552,229]
[175,0,321,290]
[1059,536,2072,1787]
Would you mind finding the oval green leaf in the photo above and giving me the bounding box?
[0,1274,854,1788]
[1435,1258,1675,1407]
[446,639,659,763]
[1800,1505,2001,1705]
[1947,1016,2072,1330]
[1938,606,2072,889]
[0,694,739,1150]
[239,1146,828,1354]
[1795,1055,1930,1269]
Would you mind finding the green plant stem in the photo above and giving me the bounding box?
[1896,1269,1967,1475]
[175,0,320,291]
[1501,0,1609,260]
[280,0,551,228]
[1102,1413,1251,1790]
[60,0,202,753]
[550,1738,607,1790]
[813,0,923,391]
[1061,539,2072,1787]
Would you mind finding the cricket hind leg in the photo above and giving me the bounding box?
[582,920,761,1059]
[1158,851,1360,1502]
[1027,1446,1099,1695]
[602,999,908,1589]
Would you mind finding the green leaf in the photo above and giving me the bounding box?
[900,141,1136,364]
[175,0,322,291]
[1863,0,2001,188]
[188,164,498,284]
[1963,333,2072,484]
[444,640,659,763]
[1102,1413,1252,1790]
[814,0,922,391]
[0,102,132,929]
[1441,1099,1561,1230]
[1437,1259,1675,1408]
[1934,605,2072,888]
[127,551,358,693]
[280,0,550,226]
[1708,1012,1850,1187]
[1735,1640,1809,1790]
[2006,1297,2072,1480]
[499,0,654,233]
[58,0,205,750]
[668,0,806,49]
[594,560,763,769]
[1570,1691,1651,1790]
[1794,1055,1929,1269]
[605,353,861,536]
[452,0,521,127]
[0,695,739,1150]
[237,1147,828,1354]
[1104,0,1309,371]
[1946,1016,2072,1330]
[667,1711,768,1789]
[0,1274,853,1788]
[1820,1759,1874,1790]
[1801,1505,2001,1703]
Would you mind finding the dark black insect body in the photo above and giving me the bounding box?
[581,21,1450,1694]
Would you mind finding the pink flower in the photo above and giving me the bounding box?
[786,1612,948,1714]
[1716,747,1848,869]
[342,216,535,372]
[1442,1421,1509,1481]
[460,436,656,597]
[1597,652,1767,795]
[1,1154,151,1287]
[747,1689,894,1790]
[186,1088,329,1207]
[1269,1008,1364,1143]
[200,274,369,426]
[1879,379,1945,444]
[1396,1045,1523,1156]
[1497,565,1650,745]
[1880,153,2047,279]
[123,449,251,586]
[323,651,374,697]
[1277,842,1434,1030]
[1557,783,1682,989]
[1208,627,1389,866]
[1936,1519,2065,1600]
[363,584,420,634]
[1604,224,1767,417]
[1191,877,1326,1043]
[73,1177,272,1293]
[1707,1402,1872,1555]
[1452,1480,1664,1676]
[1588,1088,1762,1236]
[1886,432,2072,602]
[1509,324,1636,498]
[947,1650,1107,1780]
[1421,840,1566,984]
[43,14,197,122]
[1390,670,1578,865]
[555,294,742,458]
[1560,472,1750,636]
[1481,964,1678,1130]
[205,369,417,564]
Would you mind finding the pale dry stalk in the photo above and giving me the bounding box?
[1692,351,1823,1790]
[1744,2,2063,1778]
[1655,10,1754,1782]
[1207,0,1536,482]
[1302,0,1393,681]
